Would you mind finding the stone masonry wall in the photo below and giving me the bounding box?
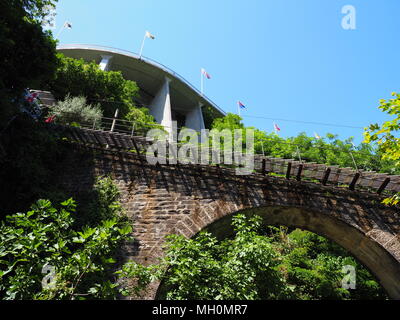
[58,147,400,299]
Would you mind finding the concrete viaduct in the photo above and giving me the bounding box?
[56,44,226,136]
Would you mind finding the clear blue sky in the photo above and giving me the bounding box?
[54,0,400,144]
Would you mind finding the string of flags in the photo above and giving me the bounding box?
[134,29,328,139]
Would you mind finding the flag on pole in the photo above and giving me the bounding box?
[273,122,281,132]
[201,68,211,79]
[64,21,72,29]
[145,31,155,39]
[238,101,246,109]
[314,132,321,139]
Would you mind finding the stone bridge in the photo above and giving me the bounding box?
[50,125,400,299]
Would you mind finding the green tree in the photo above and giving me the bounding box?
[364,92,400,204]
[210,114,398,175]
[47,55,147,120]
[0,177,132,300]
[211,112,244,131]
[18,0,57,22]
[120,214,387,300]
[120,214,292,300]
[276,228,386,300]
[0,0,59,124]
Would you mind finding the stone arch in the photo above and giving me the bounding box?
[57,149,400,299]
[196,205,400,299]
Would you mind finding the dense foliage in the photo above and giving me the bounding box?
[48,95,103,127]
[120,214,387,300]
[44,54,162,131]
[364,92,400,204]
[48,55,133,116]
[211,113,400,175]
[0,177,132,300]
[0,1,396,300]
[0,116,70,216]
[0,0,59,124]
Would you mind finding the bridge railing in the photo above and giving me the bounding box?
[46,111,169,137]
[46,123,400,197]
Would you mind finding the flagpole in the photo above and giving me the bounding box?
[201,71,204,95]
[139,32,147,59]
[237,102,241,117]
[55,21,67,40]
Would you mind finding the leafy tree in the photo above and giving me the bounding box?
[119,214,387,300]
[47,55,150,121]
[17,0,57,22]
[0,115,70,216]
[0,0,59,124]
[364,92,400,204]
[275,228,386,300]
[211,113,244,131]
[120,214,292,300]
[0,177,132,300]
[210,114,398,175]
[125,106,164,133]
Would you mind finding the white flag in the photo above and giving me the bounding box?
[145,31,155,39]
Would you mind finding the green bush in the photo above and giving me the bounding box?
[0,177,132,300]
[46,54,161,129]
[120,214,387,300]
[211,113,400,175]
[49,95,102,127]
[48,55,138,118]
[0,0,59,126]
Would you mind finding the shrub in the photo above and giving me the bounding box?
[47,55,139,119]
[0,179,132,300]
[49,95,102,127]
[119,214,387,300]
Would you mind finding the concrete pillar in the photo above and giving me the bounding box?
[149,77,173,139]
[99,55,113,71]
[185,102,205,132]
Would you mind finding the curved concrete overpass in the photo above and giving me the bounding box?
[57,44,225,133]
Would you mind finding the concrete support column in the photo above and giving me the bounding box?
[99,55,113,71]
[185,102,205,132]
[149,77,173,139]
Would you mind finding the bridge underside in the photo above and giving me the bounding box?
[56,45,223,133]
[57,145,400,299]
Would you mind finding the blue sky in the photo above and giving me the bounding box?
[54,0,400,143]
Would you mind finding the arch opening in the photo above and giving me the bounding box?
[200,205,400,299]
[154,205,400,300]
